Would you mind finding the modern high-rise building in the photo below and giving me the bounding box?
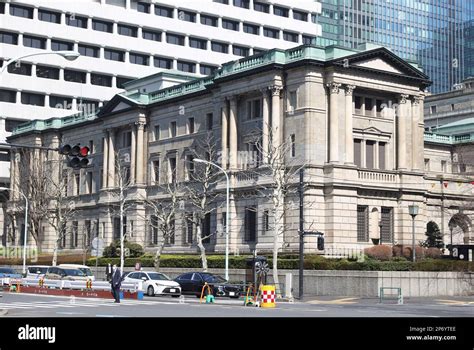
[0,0,322,183]
[317,0,474,94]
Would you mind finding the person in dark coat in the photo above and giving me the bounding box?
[111,265,123,303]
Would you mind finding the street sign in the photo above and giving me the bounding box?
[91,248,104,257]
[92,237,104,250]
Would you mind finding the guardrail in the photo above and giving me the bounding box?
[3,278,141,292]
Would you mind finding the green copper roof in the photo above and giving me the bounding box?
[12,43,426,136]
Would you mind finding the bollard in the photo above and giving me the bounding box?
[260,285,276,308]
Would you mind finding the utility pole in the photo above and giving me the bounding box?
[298,168,304,300]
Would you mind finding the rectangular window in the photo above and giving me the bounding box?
[118,24,138,37]
[0,31,19,45]
[211,41,228,53]
[142,29,161,42]
[7,63,31,75]
[357,206,369,242]
[0,89,16,103]
[254,2,269,13]
[263,210,270,232]
[21,92,44,106]
[123,131,132,147]
[274,6,289,17]
[189,37,207,50]
[36,65,59,80]
[64,69,86,83]
[104,49,125,62]
[78,44,99,58]
[166,33,185,46]
[293,10,308,21]
[71,221,78,248]
[86,172,93,194]
[441,160,447,172]
[354,139,362,167]
[170,121,177,138]
[202,213,211,244]
[365,98,373,116]
[290,134,296,157]
[154,57,172,69]
[179,10,196,22]
[137,2,150,13]
[38,10,61,23]
[66,14,88,28]
[0,3,4,14]
[379,142,386,170]
[430,105,437,114]
[222,19,239,31]
[185,214,194,244]
[185,154,194,180]
[155,125,161,141]
[243,23,259,35]
[88,140,94,154]
[130,53,149,66]
[201,14,218,27]
[155,5,174,18]
[289,91,297,111]
[92,19,113,33]
[302,35,315,45]
[380,207,393,244]
[23,35,46,49]
[366,141,375,169]
[152,160,160,183]
[51,39,73,51]
[91,73,112,87]
[74,173,80,195]
[177,61,196,73]
[263,27,279,39]
[233,45,250,57]
[151,215,158,245]
[247,99,261,119]
[253,48,265,55]
[233,0,249,9]
[168,156,177,183]
[283,31,298,43]
[244,207,257,242]
[354,96,362,112]
[188,117,195,134]
[206,113,213,130]
[10,5,33,19]
[424,158,430,171]
[49,95,72,109]
[200,64,217,75]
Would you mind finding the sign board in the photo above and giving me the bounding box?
[92,237,105,250]
[91,248,104,257]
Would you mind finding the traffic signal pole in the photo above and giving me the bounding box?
[0,142,60,152]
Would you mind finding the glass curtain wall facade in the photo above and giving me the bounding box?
[317,0,474,93]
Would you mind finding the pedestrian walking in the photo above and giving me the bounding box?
[110,265,123,303]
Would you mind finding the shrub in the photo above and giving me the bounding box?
[364,245,393,261]
[402,246,425,260]
[425,247,442,259]
[102,240,144,258]
[392,245,404,257]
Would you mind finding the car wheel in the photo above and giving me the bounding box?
[147,285,155,297]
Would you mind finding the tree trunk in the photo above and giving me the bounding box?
[120,203,124,274]
[154,240,165,271]
[52,240,59,266]
[196,224,208,271]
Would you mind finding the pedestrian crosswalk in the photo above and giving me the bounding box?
[0,298,172,310]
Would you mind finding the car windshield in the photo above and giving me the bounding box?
[148,273,170,281]
[64,269,86,277]
[28,267,48,274]
[202,274,226,283]
[0,268,15,274]
[78,268,93,276]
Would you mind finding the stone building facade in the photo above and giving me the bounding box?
[6,44,473,255]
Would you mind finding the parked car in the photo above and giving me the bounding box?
[174,272,241,298]
[0,267,22,279]
[58,264,95,281]
[123,271,181,297]
[26,265,49,279]
[44,266,89,281]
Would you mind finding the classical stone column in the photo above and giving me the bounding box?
[345,85,356,164]
[416,95,425,171]
[269,85,283,147]
[130,123,136,184]
[397,94,409,170]
[135,120,146,184]
[327,82,341,163]
[102,132,108,189]
[221,100,229,169]
[261,88,270,163]
[107,129,115,187]
[229,97,238,169]
[412,96,421,170]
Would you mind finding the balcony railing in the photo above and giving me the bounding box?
[358,170,397,183]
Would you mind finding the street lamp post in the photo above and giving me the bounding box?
[0,51,80,74]
[379,220,383,245]
[408,204,419,263]
[194,158,230,281]
[0,187,28,275]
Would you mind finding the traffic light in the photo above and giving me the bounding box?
[58,144,90,168]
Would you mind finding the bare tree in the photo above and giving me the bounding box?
[143,180,181,271]
[184,133,222,271]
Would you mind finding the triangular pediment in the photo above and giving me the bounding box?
[97,95,139,117]
[353,58,403,74]
[111,101,133,113]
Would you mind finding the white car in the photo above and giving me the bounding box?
[26,265,49,279]
[124,271,181,297]
[58,264,95,281]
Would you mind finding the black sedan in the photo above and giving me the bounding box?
[174,272,241,298]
